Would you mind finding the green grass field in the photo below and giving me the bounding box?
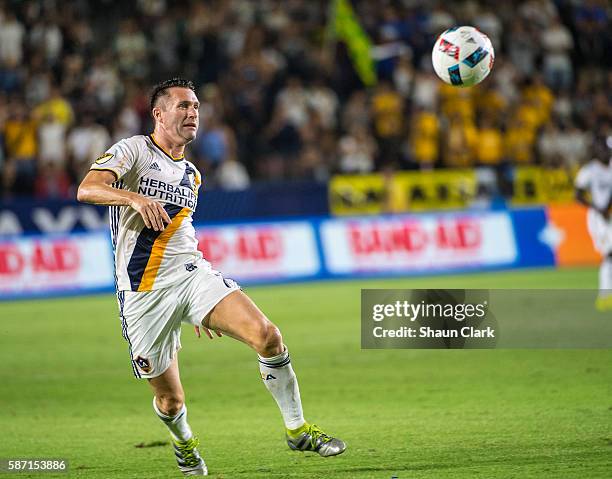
[1,266,611,478]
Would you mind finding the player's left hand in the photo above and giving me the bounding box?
[194,325,223,339]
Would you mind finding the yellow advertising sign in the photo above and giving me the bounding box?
[390,170,477,212]
[330,166,576,215]
[512,167,576,205]
[329,170,478,216]
[329,174,387,215]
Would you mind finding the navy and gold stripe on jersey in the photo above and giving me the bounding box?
[126,203,190,292]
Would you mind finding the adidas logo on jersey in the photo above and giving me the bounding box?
[184,263,198,272]
[149,162,161,171]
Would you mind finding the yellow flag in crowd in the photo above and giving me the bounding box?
[330,0,377,86]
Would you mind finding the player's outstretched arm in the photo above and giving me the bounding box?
[77,170,172,231]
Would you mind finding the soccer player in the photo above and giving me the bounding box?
[575,142,612,311]
[77,78,345,476]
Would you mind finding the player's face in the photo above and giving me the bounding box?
[160,88,200,144]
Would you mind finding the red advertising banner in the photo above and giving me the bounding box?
[195,222,320,281]
[320,212,517,274]
[0,233,114,295]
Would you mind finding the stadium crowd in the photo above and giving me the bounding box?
[0,0,610,198]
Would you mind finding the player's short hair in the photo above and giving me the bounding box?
[150,78,196,112]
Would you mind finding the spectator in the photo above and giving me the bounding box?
[493,59,520,104]
[476,83,507,121]
[24,57,52,106]
[411,71,439,110]
[66,114,111,182]
[193,108,231,171]
[0,11,25,66]
[33,84,74,127]
[573,0,610,66]
[537,122,563,166]
[34,161,71,199]
[475,116,504,167]
[506,20,537,77]
[2,101,38,195]
[428,5,455,35]
[410,107,439,169]
[215,158,251,191]
[440,83,474,123]
[338,125,377,174]
[153,14,181,75]
[371,80,404,165]
[520,0,559,29]
[557,123,592,168]
[443,114,477,168]
[523,75,554,124]
[541,16,574,91]
[276,77,309,129]
[505,118,536,165]
[392,54,415,98]
[297,145,328,182]
[64,18,94,57]
[115,19,149,79]
[112,101,141,142]
[552,91,573,121]
[37,113,67,166]
[307,76,339,131]
[86,54,123,113]
[61,54,86,101]
[341,90,370,132]
[28,17,63,67]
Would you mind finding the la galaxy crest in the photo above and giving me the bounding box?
[134,356,152,373]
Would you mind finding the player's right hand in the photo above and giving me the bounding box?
[130,195,172,231]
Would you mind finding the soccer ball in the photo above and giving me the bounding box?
[431,26,494,87]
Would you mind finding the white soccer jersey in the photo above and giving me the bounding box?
[575,160,612,211]
[90,134,206,292]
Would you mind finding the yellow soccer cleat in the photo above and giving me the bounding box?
[595,295,612,312]
[173,436,207,476]
[286,423,346,457]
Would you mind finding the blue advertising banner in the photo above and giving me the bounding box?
[0,206,558,300]
[0,182,329,235]
[509,208,556,269]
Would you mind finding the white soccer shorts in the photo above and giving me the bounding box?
[587,208,612,256]
[117,259,240,379]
